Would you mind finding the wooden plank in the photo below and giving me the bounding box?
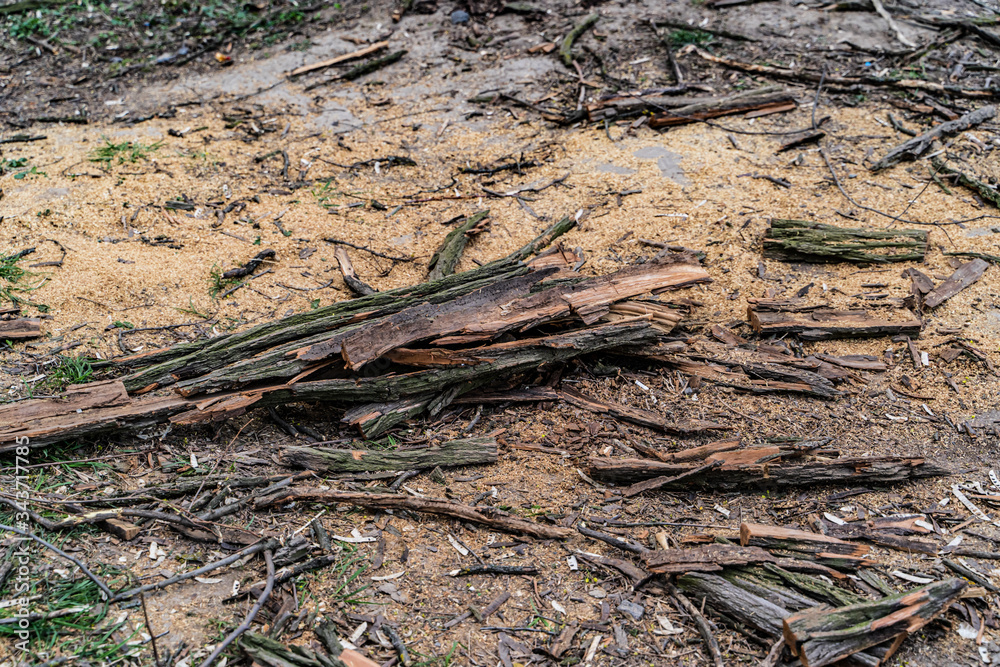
[0,317,41,340]
[923,259,989,309]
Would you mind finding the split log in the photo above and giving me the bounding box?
[588,454,950,492]
[427,210,489,281]
[676,572,789,638]
[748,304,922,341]
[763,220,927,263]
[740,523,873,571]
[870,105,995,171]
[279,437,497,473]
[114,216,577,391]
[923,258,989,309]
[0,317,41,340]
[649,89,796,128]
[783,578,967,667]
[255,488,573,540]
[643,544,775,574]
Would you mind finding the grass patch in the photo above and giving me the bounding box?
[208,264,241,299]
[0,249,47,308]
[668,29,713,45]
[88,138,162,166]
[47,355,94,389]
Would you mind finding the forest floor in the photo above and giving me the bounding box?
[2,0,1000,666]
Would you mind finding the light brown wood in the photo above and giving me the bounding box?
[288,41,389,77]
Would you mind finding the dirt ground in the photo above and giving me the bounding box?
[3,0,1000,666]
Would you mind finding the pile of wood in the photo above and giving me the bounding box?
[1,218,723,450]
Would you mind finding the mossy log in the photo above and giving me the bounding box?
[427,210,489,281]
[763,219,927,263]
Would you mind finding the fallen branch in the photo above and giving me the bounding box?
[427,210,489,281]
[0,522,114,600]
[256,489,573,540]
[561,13,599,66]
[288,40,389,77]
[871,105,995,171]
[665,581,725,667]
[198,550,275,667]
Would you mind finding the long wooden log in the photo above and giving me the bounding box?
[255,488,573,540]
[588,454,950,491]
[649,90,796,128]
[783,579,967,667]
[279,437,497,473]
[763,220,927,264]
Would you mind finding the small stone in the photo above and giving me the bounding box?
[617,600,644,621]
[588,587,607,599]
[450,9,470,24]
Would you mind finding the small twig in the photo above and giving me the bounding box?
[112,539,279,602]
[196,550,275,667]
[819,148,922,226]
[322,238,412,262]
[0,523,113,600]
[141,594,162,667]
[666,582,724,667]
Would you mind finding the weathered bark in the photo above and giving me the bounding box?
[748,304,922,341]
[740,523,873,570]
[923,258,989,309]
[763,220,927,263]
[870,105,995,171]
[0,318,41,339]
[0,380,128,425]
[650,354,841,398]
[623,461,722,497]
[783,579,967,667]
[427,210,489,281]
[643,544,775,574]
[279,437,497,473]
[932,156,1000,207]
[255,488,573,540]
[588,453,950,491]
[676,572,789,638]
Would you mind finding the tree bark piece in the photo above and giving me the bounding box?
[782,579,967,667]
[870,105,995,171]
[0,317,41,340]
[279,437,497,473]
[649,90,796,128]
[623,461,722,498]
[740,523,873,570]
[748,305,922,341]
[643,544,775,574]
[923,259,989,309]
[334,246,377,296]
[427,211,489,281]
[676,572,789,638]
[588,454,950,492]
[255,488,573,540]
[652,354,841,398]
[0,379,128,426]
[763,219,928,263]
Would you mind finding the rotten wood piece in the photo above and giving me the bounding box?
[763,219,927,264]
[870,105,995,171]
[740,523,873,571]
[923,258,989,309]
[255,488,573,540]
[643,544,775,574]
[0,380,129,426]
[783,578,967,667]
[279,437,497,473]
[588,453,949,492]
[0,317,42,340]
[748,302,922,341]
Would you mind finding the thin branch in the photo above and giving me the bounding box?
[0,523,114,600]
[666,581,724,667]
[196,550,275,667]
